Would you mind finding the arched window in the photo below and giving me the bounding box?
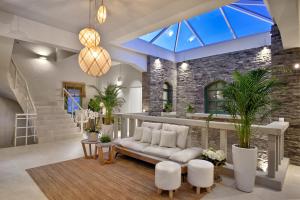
[163,82,172,111]
[205,81,226,114]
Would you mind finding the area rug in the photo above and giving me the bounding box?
[26,156,206,200]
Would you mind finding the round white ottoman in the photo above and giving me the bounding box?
[187,159,214,194]
[155,161,181,199]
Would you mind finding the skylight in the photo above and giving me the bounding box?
[138,0,273,53]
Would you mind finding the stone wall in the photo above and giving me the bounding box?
[271,25,300,165]
[176,46,271,117]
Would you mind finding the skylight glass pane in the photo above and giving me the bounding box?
[188,9,233,45]
[223,6,272,38]
[139,28,162,42]
[153,23,178,51]
[237,5,272,19]
[175,21,201,52]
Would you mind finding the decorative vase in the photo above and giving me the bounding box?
[87,132,98,142]
[232,144,257,192]
[214,166,222,183]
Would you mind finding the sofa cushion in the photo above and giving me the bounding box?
[162,124,189,149]
[133,127,143,141]
[159,130,177,148]
[169,147,203,163]
[114,137,133,146]
[142,122,162,130]
[118,138,149,152]
[141,127,152,143]
[142,146,181,159]
[151,129,161,145]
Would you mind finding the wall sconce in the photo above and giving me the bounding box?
[294,63,300,69]
[116,76,122,86]
[180,62,189,71]
[153,58,162,69]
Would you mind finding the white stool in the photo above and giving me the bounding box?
[187,159,214,194]
[155,161,181,199]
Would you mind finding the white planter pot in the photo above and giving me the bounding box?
[87,132,98,142]
[232,144,257,192]
[102,124,114,139]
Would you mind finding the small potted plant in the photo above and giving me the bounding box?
[163,102,172,113]
[86,109,99,142]
[186,104,195,113]
[100,134,112,143]
[202,148,226,182]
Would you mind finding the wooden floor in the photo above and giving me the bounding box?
[26,156,206,200]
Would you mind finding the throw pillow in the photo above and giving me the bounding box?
[141,127,152,143]
[151,129,161,145]
[159,130,177,148]
[133,127,143,141]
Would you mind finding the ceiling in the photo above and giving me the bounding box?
[0,0,236,43]
[137,0,273,52]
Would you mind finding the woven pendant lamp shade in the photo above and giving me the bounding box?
[78,46,111,77]
[97,5,107,24]
[79,28,100,48]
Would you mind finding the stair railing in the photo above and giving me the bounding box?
[10,58,37,146]
[62,88,87,133]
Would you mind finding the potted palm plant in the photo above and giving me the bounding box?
[223,69,279,192]
[91,84,125,138]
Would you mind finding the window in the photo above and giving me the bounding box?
[67,89,81,113]
[63,82,85,114]
[163,82,172,108]
[205,81,226,114]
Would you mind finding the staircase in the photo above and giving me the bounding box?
[35,100,83,143]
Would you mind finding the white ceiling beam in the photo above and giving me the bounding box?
[150,27,168,43]
[226,5,273,24]
[174,22,181,52]
[219,7,237,39]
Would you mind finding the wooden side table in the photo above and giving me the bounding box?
[81,139,99,159]
[96,142,115,165]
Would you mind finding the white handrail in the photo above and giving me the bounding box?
[11,58,36,113]
[62,88,84,133]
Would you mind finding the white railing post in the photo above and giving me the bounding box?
[220,129,227,156]
[80,112,84,134]
[114,115,119,139]
[201,127,209,149]
[25,114,28,145]
[129,118,135,137]
[121,116,128,138]
[14,114,17,146]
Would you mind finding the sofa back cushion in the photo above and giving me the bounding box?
[140,127,152,143]
[151,129,161,145]
[142,122,162,130]
[159,130,177,148]
[133,127,143,141]
[162,124,189,149]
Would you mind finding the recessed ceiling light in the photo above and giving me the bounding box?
[168,30,174,37]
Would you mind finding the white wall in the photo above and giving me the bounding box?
[97,64,143,113]
[0,96,22,148]
[12,41,98,108]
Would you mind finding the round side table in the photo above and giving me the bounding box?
[96,142,115,165]
[81,139,99,159]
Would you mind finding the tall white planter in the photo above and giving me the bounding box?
[232,144,257,192]
[102,124,114,139]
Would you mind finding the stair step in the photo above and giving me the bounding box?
[38,132,83,143]
[37,113,72,120]
[37,127,81,136]
[35,100,64,106]
[37,123,77,130]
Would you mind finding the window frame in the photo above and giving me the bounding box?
[204,80,227,114]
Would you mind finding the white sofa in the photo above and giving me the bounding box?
[114,122,203,170]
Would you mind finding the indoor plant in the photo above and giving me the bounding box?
[202,148,226,182]
[186,104,195,113]
[223,69,279,192]
[91,84,125,138]
[163,102,172,112]
[85,109,99,141]
[100,134,112,143]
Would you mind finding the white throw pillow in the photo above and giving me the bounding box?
[142,122,162,130]
[151,129,161,145]
[133,127,143,141]
[141,127,152,143]
[159,130,177,148]
[162,124,189,149]
[169,147,203,163]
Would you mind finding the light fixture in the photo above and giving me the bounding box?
[78,46,112,77]
[97,0,107,24]
[153,58,162,69]
[39,56,47,60]
[79,28,100,48]
[189,36,195,42]
[79,0,100,48]
[168,30,174,37]
[180,62,189,71]
[294,63,300,69]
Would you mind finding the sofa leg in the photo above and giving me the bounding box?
[196,187,201,194]
[206,187,211,193]
[169,190,173,199]
[157,188,162,194]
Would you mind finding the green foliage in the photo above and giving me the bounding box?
[88,98,100,112]
[206,113,214,128]
[186,104,195,113]
[90,84,125,125]
[223,69,280,148]
[164,102,172,112]
[100,134,111,143]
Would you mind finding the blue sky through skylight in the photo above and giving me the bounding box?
[137,0,273,53]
